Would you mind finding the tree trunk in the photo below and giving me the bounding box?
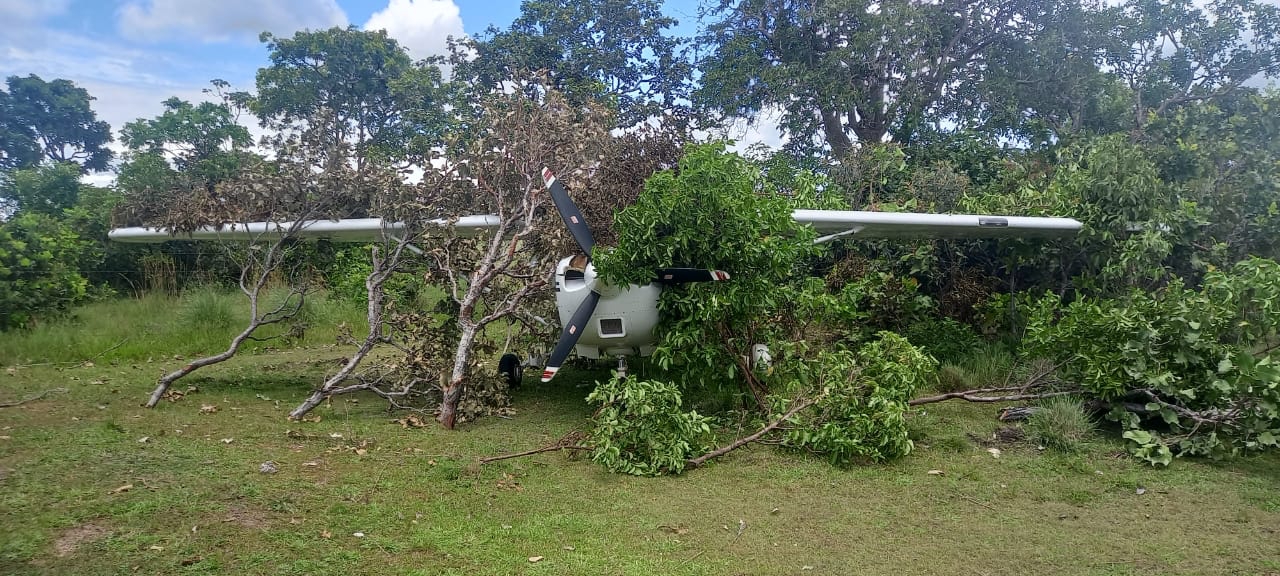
[437,324,478,429]
[146,323,260,407]
[820,109,854,159]
[289,245,395,419]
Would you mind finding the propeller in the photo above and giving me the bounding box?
[542,167,595,256]
[540,168,730,382]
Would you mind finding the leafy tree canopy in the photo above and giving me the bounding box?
[458,0,693,128]
[0,74,113,172]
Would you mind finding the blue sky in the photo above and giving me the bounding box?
[0,0,717,153]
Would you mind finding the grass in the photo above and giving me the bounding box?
[1027,396,1096,452]
[2,293,1280,575]
[0,287,368,366]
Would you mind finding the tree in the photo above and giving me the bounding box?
[0,75,113,172]
[974,1,1130,143]
[456,0,693,128]
[424,79,613,428]
[595,143,830,406]
[0,162,82,216]
[696,0,1045,156]
[287,76,615,428]
[133,140,390,407]
[120,93,253,186]
[1099,0,1280,131]
[254,27,417,168]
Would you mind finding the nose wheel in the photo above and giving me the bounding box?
[498,353,523,389]
[614,356,628,380]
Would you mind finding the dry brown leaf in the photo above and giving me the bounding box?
[110,484,133,494]
[528,556,544,563]
[927,469,945,475]
[199,404,218,414]
[321,530,332,539]
[658,525,690,535]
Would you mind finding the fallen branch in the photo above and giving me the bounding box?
[0,387,68,408]
[480,429,591,464]
[686,396,819,469]
[909,389,1078,406]
[479,444,592,464]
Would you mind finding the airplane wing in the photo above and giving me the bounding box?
[107,215,502,243]
[792,210,1082,243]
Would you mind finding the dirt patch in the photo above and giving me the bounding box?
[54,523,109,557]
[222,505,271,530]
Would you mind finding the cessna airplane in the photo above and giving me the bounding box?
[109,168,1082,384]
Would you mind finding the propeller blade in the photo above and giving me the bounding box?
[542,291,601,382]
[654,268,732,284]
[542,167,596,257]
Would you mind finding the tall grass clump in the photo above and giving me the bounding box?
[1026,396,1095,452]
[179,286,238,330]
[935,342,1016,392]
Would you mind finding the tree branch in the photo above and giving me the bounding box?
[686,396,820,469]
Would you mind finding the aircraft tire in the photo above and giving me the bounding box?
[498,353,522,389]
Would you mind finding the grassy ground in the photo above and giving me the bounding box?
[1,295,1279,575]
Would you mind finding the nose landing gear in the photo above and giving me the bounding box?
[498,353,523,389]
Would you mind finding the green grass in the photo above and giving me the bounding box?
[1027,396,1096,452]
[0,288,368,366]
[2,294,1280,575]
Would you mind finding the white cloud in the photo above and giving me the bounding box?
[118,0,348,43]
[0,0,68,22]
[363,0,465,61]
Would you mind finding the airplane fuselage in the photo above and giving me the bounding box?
[553,256,661,359]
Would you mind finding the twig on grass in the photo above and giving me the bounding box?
[0,387,68,408]
[909,389,1078,405]
[479,444,593,464]
[11,338,131,369]
[480,430,592,464]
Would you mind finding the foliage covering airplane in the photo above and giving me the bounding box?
[109,169,1081,383]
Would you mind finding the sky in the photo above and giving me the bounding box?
[0,0,778,182]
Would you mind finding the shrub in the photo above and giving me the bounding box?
[1025,257,1280,464]
[586,376,712,476]
[773,333,937,464]
[904,317,982,365]
[0,213,89,330]
[1026,397,1094,452]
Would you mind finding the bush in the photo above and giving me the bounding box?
[0,213,89,330]
[1025,257,1280,464]
[904,317,982,364]
[773,333,937,464]
[586,376,713,476]
[1026,397,1094,452]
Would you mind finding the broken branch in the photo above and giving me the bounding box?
[686,396,819,469]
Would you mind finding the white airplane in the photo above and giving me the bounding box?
[109,168,1082,384]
